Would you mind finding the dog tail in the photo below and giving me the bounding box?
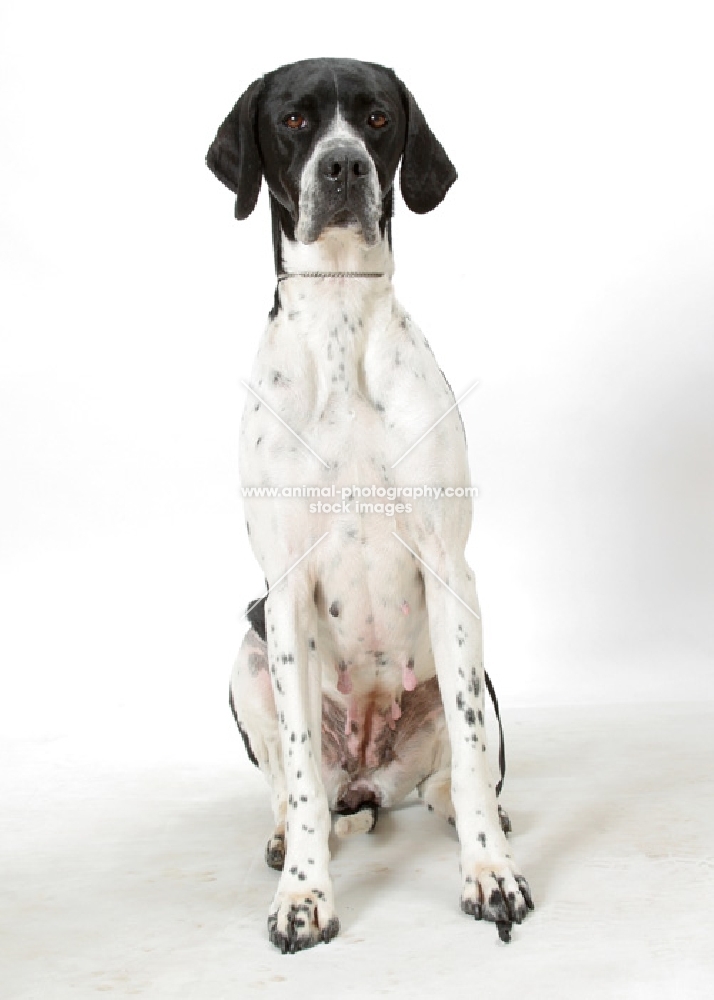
[333,803,379,837]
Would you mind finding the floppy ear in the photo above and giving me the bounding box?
[206,77,264,220]
[397,81,457,214]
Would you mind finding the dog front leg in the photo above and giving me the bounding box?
[421,545,534,940]
[263,575,338,954]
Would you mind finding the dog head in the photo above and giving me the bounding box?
[206,58,457,249]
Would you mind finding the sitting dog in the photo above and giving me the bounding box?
[206,57,533,953]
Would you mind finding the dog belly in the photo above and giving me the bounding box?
[232,621,444,808]
[321,673,443,777]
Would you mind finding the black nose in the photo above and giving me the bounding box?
[319,145,370,183]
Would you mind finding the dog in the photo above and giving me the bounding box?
[206,57,533,953]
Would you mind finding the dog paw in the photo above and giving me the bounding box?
[267,889,339,954]
[265,832,286,871]
[460,865,534,942]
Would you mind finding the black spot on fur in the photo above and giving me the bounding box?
[246,594,267,641]
[228,687,259,767]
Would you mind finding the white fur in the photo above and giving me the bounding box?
[231,115,532,952]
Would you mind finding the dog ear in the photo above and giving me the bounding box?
[397,80,457,214]
[206,77,264,220]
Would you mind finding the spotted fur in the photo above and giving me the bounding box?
[208,57,533,954]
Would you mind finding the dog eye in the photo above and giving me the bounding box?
[368,111,388,129]
[284,113,307,130]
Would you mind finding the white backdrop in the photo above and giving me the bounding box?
[2,0,713,742]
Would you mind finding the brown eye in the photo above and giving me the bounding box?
[368,111,388,129]
[284,113,307,130]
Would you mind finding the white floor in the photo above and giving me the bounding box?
[2,703,712,1000]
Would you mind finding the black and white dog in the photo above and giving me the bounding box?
[207,57,533,953]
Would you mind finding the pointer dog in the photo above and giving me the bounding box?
[207,57,533,953]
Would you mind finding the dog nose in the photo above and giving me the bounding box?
[320,146,370,184]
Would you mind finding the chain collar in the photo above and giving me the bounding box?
[277,271,386,283]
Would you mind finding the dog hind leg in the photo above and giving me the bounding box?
[230,626,288,870]
[419,771,512,834]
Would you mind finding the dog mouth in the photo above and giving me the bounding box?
[296,185,381,246]
[328,208,361,228]
[297,204,381,246]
